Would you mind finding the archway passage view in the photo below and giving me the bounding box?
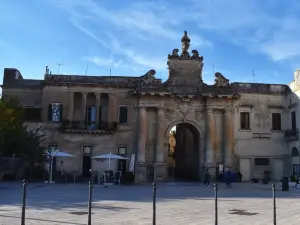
[168,123,200,181]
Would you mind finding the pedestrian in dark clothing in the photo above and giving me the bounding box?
[237,171,242,182]
[225,169,232,187]
[203,169,210,186]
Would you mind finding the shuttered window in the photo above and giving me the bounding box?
[48,103,63,122]
[119,107,128,123]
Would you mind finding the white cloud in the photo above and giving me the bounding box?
[48,0,300,71]
[83,56,125,68]
[188,0,300,62]
[47,0,212,73]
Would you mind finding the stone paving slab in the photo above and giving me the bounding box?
[0,182,300,224]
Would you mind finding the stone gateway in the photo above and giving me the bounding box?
[1,31,295,183]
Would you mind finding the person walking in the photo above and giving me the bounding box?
[203,169,210,186]
[225,169,232,187]
[237,171,243,182]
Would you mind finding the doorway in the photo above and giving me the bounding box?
[82,146,92,177]
[168,123,200,181]
[117,159,127,174]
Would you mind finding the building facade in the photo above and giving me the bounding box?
[1,31,297,182]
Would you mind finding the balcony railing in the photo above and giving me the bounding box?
[284,128,299,140]
[60,120,118,132]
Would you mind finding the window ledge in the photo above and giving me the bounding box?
[239,129,251,132]
[271,129,283,132]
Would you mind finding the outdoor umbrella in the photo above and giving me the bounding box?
[46,150,75,184]
[129,154,135,172]
[91,152,128,170]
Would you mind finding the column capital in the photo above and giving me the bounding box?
[224,107,234,115]
[138,106,146,111]
[206,107,214,113]
[157,107,165,111]
[94,92,101,96]
[81,92,88,96]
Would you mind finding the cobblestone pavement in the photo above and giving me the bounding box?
[0,182,300,225]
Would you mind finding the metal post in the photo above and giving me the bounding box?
[272,184,276,225]
[88,181,93,225]
[214,183,218,225]
[153,182,156,225]
[21,179,27,225]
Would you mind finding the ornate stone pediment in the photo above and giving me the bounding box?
[214,72,230,87]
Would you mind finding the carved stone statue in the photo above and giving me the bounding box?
[168,49,179,59]
[191,50,204,61]
[214,72,230,87]
[180,31,190,58]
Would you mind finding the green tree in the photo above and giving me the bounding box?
[0,97,46,178]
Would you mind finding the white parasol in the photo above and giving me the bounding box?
[46,150,75,184]
[129,154,135,172]
[91,152,128,170]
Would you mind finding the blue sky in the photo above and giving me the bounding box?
[1,0,300,85]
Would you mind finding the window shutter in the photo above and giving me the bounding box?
[60,104,63,121]
[119,107,128,123]
[99,106,102,122]
[48,104,53,121]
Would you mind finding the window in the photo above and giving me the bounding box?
[48,103,63,122]
[118,147,127,155]
[291,111,296,130]
[240,112,250,130]
[119,106,128,124]
[255,158,269,166]
[24,107,42,121]
[86,106,96,123]
[83,146,92,154]
[272,113,281,130]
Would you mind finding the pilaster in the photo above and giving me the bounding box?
[155,107,165,162]
[137,107,147,162]
[81,92,87,128]
[95,93,101,124]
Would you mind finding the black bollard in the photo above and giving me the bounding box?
[153,182,156,225]
[214,184,218,225]
[272,184,276,225]
[88,181,93,225]
[21,179,27,225]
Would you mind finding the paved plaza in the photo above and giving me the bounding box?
[0,182,300,225]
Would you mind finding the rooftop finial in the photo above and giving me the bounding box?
[181,30,190,57]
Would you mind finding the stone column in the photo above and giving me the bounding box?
[68,91,74,121]
[137,107,147,162]
[205,108,215,165]
[81,92,87,128]
[224,107,234,167]
[108,94,117,122]
[95,93,101,125]
[155,107,165,162]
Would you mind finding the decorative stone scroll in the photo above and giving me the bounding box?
[191,50,204,61]
[165,109,175,122]
[140,69,156,85]
[214,72,230,87]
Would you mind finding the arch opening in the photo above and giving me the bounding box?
[167,122,200,181]
[292,147,300,176]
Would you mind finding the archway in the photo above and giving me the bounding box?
[167,122,200,181]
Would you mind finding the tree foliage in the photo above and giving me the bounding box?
[0,97,46,167]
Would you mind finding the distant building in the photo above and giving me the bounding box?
[1,31,298,182]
